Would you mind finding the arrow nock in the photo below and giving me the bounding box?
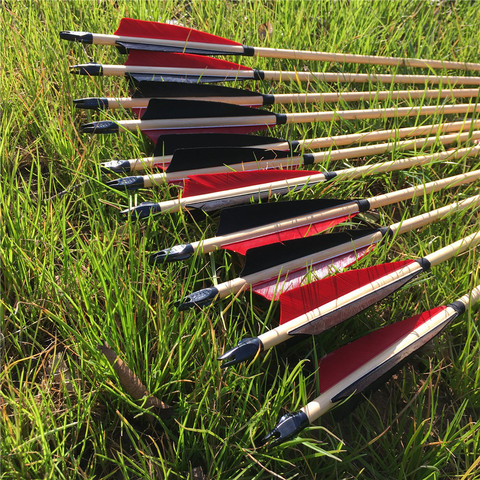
[80,120,118,134]
[260,411,309,448]
[106,176,144,191]
[100,160,134,173]
[120,202,161,219]
[60,31,93,43]
[218,338,263,367]
[149,244,195,264]
[175,287,219,310]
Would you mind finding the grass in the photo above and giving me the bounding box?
[2,0,480,478]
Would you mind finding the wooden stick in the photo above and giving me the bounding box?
[111,119,480,173]
[106,103,480,133]
[84,88,480,109]
[182,170,480,255]
[146,145,480,214]
[141,132,480,186]
[73,63,480,85]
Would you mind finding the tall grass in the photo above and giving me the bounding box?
[2,1,480,478]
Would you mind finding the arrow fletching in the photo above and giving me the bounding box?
[217,199,357,255]
[165,147,289,173]
[114,18,243,54]
[125,50,252,83]
[242,229,379,301]
[181,169,317,198]
[322,306,454,400]
[138,98,274,141]
[279,259,418,332]
[133,81,261,101]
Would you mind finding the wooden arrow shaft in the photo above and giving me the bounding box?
[98,88,480,109]
[253,47,480,71]
[94,64,480,85]
[154,146,480,212]
[117,119,480,173]
[259,214,480,350]
[115,103,480,132]
[213,197,480,302]
[190,171,480,254]
[425,230,480,267]
[86,32,480,72]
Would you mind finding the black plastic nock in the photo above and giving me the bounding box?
[175,287,219,310]
[106,176,144,191]
[80,121,119,134]
[218,338,263,367]
[260,411,309,448]
[149,244,194,264]
[74,97,109,109]
[60,31,94,43]
[70,63,103,75]
[121,202,161,219]
[100,160,133,173]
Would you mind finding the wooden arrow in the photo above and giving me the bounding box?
[261,280,480,446]
[149,170,480,263]
[175,197,480,310]
[101,119,480,173]
[62,18,480,72]
[121,145,480,218]
[74,82,480,111]
[69,50,480,86]
[80,98,480,139]
[107,129,480,189]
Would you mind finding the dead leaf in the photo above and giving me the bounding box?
[258,22,273,40]
[98,342,173,417]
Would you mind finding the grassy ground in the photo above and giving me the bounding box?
[2,0,480,478]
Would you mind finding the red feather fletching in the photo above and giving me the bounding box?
[182,169,319,197]
[253,244,375,301]
[318,305,447,392]
[279,260,415,324]
[125,50,251,70]
[115,18,242,46]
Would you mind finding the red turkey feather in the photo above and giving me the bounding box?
[115,18,242,47]
[182,169,319,197]
[279,260,415,324]
[125,50,251,70]
[318,305,447,392]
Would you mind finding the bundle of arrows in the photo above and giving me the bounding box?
[62,18,480,448]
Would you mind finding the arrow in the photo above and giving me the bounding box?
[101,119,480,173]
[260,279,480,447]
[74,82,480,111]
[149,170,480,263]
[122,145,480,218]
[69,50,480,85]
[62,18,480,72]
[80,98,480,138]
[106,129,480,189]
[176,196,480,310]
